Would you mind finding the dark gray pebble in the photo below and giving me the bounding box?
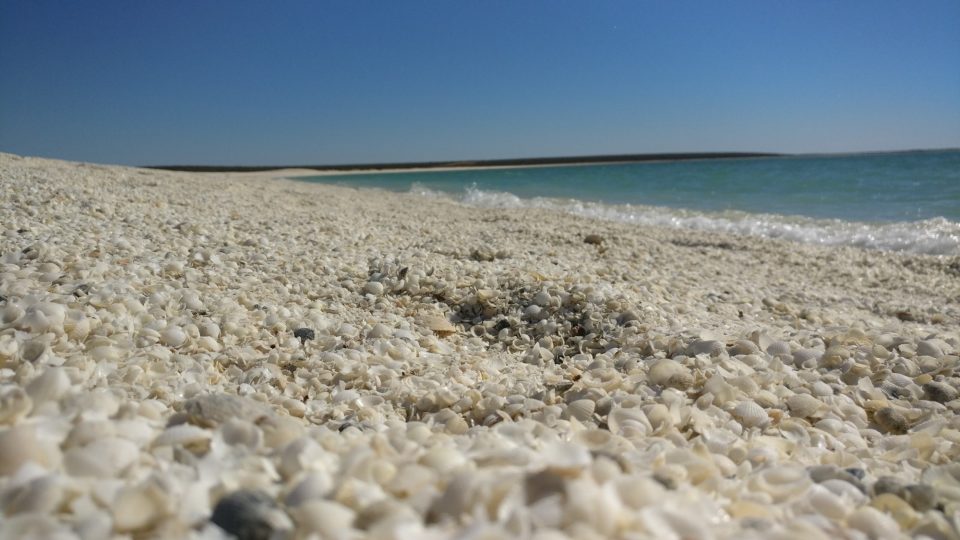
[904,484,937,512]
[808,465,865,492]
[923,381,958,404]
[844,467,866,480]
[584,234,605,245]
[872,476,907,497]
[293,327,315,344]
[72,284,91,297]
[210,490,290,540]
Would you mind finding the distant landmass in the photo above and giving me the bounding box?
[145,152,782,173]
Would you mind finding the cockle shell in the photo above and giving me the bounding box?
[648,359,693,390]
[786,393,824,418]
[423,315,456,337]
[607,407,652,439]
[732,401,769,429]
[563,399,596,422]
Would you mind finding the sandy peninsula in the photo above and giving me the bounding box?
[1,152,958,539]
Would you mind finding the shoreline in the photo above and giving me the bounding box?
[145,151,781,174]
[1,152,959,538]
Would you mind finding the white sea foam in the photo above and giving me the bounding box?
[411,183,960,256]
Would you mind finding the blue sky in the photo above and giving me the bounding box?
[1,1,958,165]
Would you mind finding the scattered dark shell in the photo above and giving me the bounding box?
[923,381,957,403]
[210,490,290,540]
[72,284,91,297]
[293,327,315,344]
[903,484,937,512]
[872,476,907,497]
[844,467,866,481]
[583,234,605,245]
[873,407,909,434]
[470,248,496,262]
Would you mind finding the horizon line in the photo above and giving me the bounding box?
[142,147,959,173]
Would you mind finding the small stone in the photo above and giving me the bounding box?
[903,484,937,512]
[363,281,384,295]
[583,234,605,245]
[873,407,909,434]
[922,381,957,403]
[470,248,496,262]
[183,393,273,428]
[916,340,944,359]
[872,476,907,497]
[293,327,315,344]
[210,490,292,540]
[808,465,864,492]
[845,468,866,481]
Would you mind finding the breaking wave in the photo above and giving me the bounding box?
[410,182,960,256]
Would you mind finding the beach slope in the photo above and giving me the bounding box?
[1,152,958,538]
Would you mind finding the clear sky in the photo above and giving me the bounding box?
[1,1,958,166]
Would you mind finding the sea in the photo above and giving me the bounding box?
[298,150,960,256]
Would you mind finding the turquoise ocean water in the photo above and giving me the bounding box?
[299,150,960,255]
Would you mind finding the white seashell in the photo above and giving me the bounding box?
[766,341,791,356]
[333,389,360,404]
[704,375,739,405]
[63,311,90,340]
[643,403,674,432]
[386,464,437,497]
[19,339,48,363]
[1,304,24,326]
[367,323,393,339]
[648,359,693,389]
[64,437,139,477]
[20,302,66,334]
[746,465,811,503]
[607,407,652,439]
[728,340,759,356]
[1,474,65,515]
[335,323,359,338]
[541,442,591,474]
[290,500,355,537]
[687,340,725,357]
[0,425,61,475]
[0,387,33,425]
[152,424,212,448]
[277,437,326,479]
[792,348,820,367]
[25,368,70,407]
[806,484,850,520]
[846,506,902,539]
[423,315,456,337]
[418,446,466,473]
[786,393,824,418]
[356,395,385,409]
[160,324,187,348]
[0,513,75,538]
[284,471,334,507]
[183,393,273,427]
[88,345,121,362]
[220,418,263,449]
[563,399,596,422]
[532,291,552,307]
[194,336,221,352]
[916,340,944,359]
[732,401,769,429]
[363,281,385,296]
[112,479,171,532]
[199,322,221,338]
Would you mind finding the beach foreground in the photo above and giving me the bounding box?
[1,152,959,539]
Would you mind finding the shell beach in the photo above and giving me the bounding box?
[1,152,959,539]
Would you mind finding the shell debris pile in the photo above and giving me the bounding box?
[1,152,960,539]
